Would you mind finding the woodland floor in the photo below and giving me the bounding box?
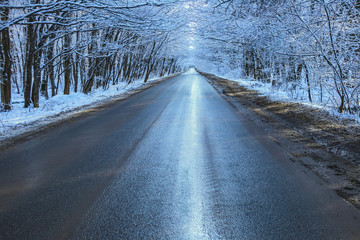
[199,70,360,210]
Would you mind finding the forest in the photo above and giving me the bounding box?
[194,0,360,115]
[0,0,182,110]
[1,0,360,116]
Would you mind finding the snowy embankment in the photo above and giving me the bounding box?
[0,75,172,142]
[211,72,360,124]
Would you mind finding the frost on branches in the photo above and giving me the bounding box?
[0,0,182,109]
[192,0,360,115]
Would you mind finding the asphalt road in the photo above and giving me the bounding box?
[0,70,360,239]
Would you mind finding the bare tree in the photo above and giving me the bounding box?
[0,0,11,110]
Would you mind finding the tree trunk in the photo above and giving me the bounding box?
[73,16,80,93]
[168,58,174,75]
[144,57,152,83]
[303,62,312,102]
[40,49,49,100]
[339,94,345,113]
[144,41,156,83]
[31,28,41,108]
[73,58,78,93]
[64,34,71,95]
[83,26,97,94]
[121,54,128,81]
[245,47,255,77]
[31,49,41,108]
[254,53,263,81]
[24,14,35,108]
[295,63,303,82]
[40,74,49,99]
[125,54,132,80]
[159,58,166,77]
[47,43,56,97]
[0,4,12,110]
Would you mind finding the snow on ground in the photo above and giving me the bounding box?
[0,74,176,142]
[212,73,360,124]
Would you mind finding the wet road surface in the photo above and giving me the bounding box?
[0,70,360,239]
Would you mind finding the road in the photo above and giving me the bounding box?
[0,69,360,239]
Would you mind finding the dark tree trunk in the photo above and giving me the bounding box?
[159,58,166,77]
[339,95,345,113]
[40,47,49,100]
[40,74,49,99]
[121,54,127,81]
[0,4,12,110]
[24,14,35,108]
[31,48,41,108]
[144,41,156,83]
[47,43,56,97]
[72,17,80,93]
[64,34,71,95]
[254,53,263,81]
[168,58,174,75]
[144,57,152,83]
[83,26,97,94]
[295,63,303,82]
[245,47,255,77]
[31,22,42,108]
[125,54,132,80]
[73,58,78,93]
[303,62,312,102]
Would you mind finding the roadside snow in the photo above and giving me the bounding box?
[218,75,360,124]
[0,75,175,142]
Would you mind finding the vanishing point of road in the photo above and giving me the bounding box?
[0,70,359,239]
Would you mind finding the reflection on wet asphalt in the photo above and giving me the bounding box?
[0,70,360,239]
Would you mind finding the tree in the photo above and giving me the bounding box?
[191,0,360,114]
[0,0,11,110]
[0,0,182,109]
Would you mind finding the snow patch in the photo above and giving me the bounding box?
[0,75,171,142]
[211,73,360,124]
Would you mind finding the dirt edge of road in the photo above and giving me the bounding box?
[0,73,181,152]
[198,70,360,210]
